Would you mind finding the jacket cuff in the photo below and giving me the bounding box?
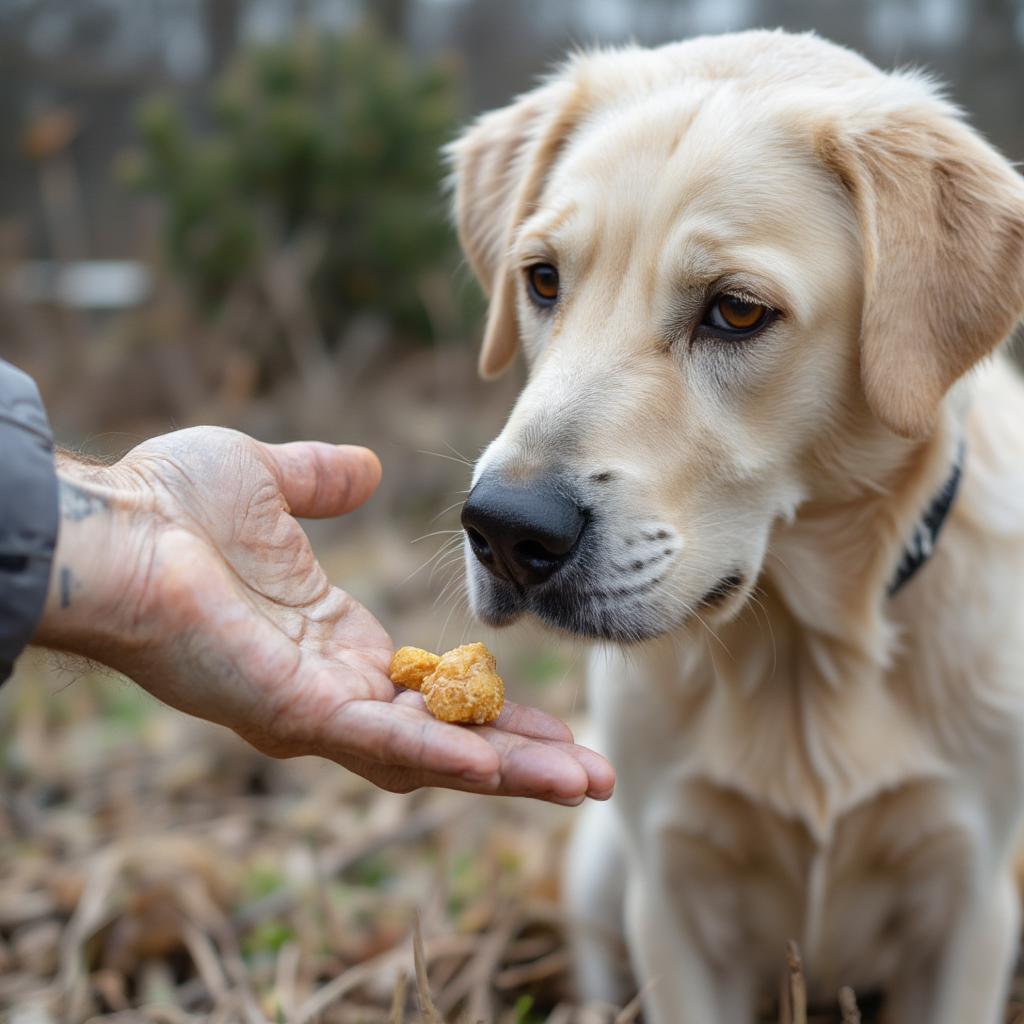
[0,360,59,684]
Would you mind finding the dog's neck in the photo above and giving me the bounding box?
[760,405,966,669]
[671,408,970,834]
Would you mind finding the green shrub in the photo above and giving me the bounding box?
[123,28,466,347]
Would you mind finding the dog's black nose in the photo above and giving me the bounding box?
[461,475,586,587]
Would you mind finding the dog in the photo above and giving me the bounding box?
[446,29,1024,1023]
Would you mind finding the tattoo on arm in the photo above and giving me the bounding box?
[55,479,106,610]
[59,479,109,522]
[59,566,78,609]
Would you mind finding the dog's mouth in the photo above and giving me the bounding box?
[459,469,754,642]
[465,527,747,644]
[698,573,746,608]
[470,572,677,643]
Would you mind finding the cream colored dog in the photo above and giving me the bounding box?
[448,30,1024,1023]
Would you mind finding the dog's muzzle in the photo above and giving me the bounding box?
[460,470,686,643]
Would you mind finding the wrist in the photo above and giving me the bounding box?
[32,460,153,662]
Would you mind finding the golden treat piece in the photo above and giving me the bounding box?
[390,642,505,724]
[421,642,505,725]
[389,646,440,691]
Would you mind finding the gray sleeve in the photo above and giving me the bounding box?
[0,358,58,683]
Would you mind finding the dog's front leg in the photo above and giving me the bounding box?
[564,799,632,1006]
[625,873,756,1024]
[886,870,1018,1024]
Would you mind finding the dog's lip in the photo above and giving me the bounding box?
[468,544,742,643]
[519,576,684,643]
[475,602,524,628]
[582,573,668,601]
[698,572,746,608]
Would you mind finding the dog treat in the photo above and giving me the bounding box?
[389,642,505,724]
[388,646,440,691]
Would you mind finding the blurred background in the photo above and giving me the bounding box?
[1,2,1023,1022]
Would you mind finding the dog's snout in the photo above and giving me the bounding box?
[462,476,586,587]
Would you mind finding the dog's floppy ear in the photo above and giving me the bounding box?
[817,86,1024,437]
[447,79,587,378]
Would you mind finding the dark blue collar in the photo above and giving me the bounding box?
[888,440,965,597]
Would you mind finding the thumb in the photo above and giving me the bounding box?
[260,441,382,518]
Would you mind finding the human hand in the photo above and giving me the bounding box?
[33,428,614,804]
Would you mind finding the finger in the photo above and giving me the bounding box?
[494,701,575,742]
[332,750,587,806]
[391,691,612,798]
[260,442,382,519]
[562,742,616,799]
[361,768,586,804]
[392,690,574,743]
[333,731,612,805]
[471,729,591,800]
[319,699,501,783]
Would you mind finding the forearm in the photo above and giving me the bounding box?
[32,458,151,664]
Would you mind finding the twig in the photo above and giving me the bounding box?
[838,986,861,1024]
[272,940,300,1023]
[181,920,229,1006]
[293,933,474,1024]
[236,804,456,929]
[614,987,647,1024]
[413,913,445,1024]
[778,937,802,1024]
[388,972,408,1024]
[544,1008,573,1024]
[495,950,570,990]
[57,848,121,1020]
[503,936,559,963]
[294,956,395,1024]
[434,915,518,1018]
[176,877,266,1024]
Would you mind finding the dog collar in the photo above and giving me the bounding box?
[887,439,965,597]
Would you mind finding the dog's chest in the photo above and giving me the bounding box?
[591,634,959,837]
[588,636,1023,988]
[635,769,974,995]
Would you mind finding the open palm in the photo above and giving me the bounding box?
[101,428,613,804]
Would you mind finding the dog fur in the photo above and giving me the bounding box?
[448,30,1024,1022]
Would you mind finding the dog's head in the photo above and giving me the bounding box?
[448,31,1024,643]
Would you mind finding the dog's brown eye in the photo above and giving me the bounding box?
[701,294,772,336]
[526,263,559,306]
[717,296,766,329]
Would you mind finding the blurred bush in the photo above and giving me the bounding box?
[121,27,467,349]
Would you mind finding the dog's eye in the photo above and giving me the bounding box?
[701,295,771,336]
[526,263,559,307]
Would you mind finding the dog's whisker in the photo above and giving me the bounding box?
[431,553,464,585]
[436,587,471,652]
[432,566,469,610]
[416,448,474,468]
[440,439,474,464]
[410,528,464,545]
[748,588,779,681]
[396,536,464,588]
[430,499,467,525]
